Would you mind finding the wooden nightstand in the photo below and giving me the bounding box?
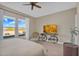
[63,43,78,56]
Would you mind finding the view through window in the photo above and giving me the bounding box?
[18,19,26,36]
[3,16,15,38]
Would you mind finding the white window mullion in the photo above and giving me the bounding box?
[25,17,29,40]
[15,18,18,38]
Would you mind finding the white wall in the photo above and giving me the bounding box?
[76,3,79,45]
[29,17,36,37]
[35,8,76,43]
[25,17,29,40]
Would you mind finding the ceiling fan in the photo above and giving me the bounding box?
[23,2,42,10]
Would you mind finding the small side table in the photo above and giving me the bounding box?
[63,42,78,56]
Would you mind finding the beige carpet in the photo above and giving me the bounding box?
[35,41,63,56]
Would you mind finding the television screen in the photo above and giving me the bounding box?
[43,24,57,34]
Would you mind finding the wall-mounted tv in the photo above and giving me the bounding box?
[43,24,57,34]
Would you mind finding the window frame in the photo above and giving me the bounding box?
[3,16,16,38]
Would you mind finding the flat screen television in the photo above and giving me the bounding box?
[43,24,57,34]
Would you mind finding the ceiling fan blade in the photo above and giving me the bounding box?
[30,2,38,4]
[34,2,38,3]
[34,4,41,8]
[23,2,41,10]
[31,5,33,10]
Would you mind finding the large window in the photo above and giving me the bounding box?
[18,19,26,36]
[3,16,15,38]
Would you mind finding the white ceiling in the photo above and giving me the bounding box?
[0,2,77,18]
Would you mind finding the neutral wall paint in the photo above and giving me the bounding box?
[29,17,36,37]
[35,8,76,43]
[76,3,79,45]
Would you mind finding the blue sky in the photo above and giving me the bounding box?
[18,19,25,28]
[3,17,25,28]
[3,17,15,27]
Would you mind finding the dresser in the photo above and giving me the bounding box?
[63,43,78,56]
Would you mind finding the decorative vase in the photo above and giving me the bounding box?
[71,27,79,44]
